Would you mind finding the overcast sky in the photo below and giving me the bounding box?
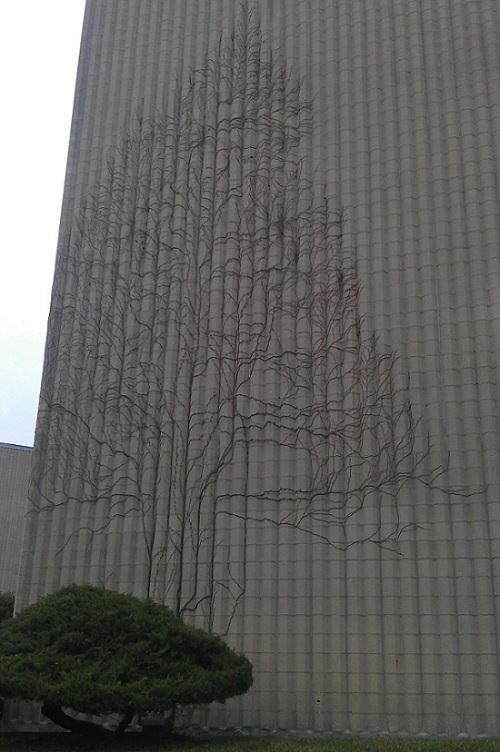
[0,1,86,446]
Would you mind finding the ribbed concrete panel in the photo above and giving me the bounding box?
[0,444,31,593]
[16,0,500,736]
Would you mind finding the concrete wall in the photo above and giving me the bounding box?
[16,0,500,736]
[0,443,31,593]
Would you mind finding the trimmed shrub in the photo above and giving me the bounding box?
[0,585,252,733]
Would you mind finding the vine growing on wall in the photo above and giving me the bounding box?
[30,7,459,633]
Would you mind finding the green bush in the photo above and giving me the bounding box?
[0,592,14,622]
[0,585,252,734]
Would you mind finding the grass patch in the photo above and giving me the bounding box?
[0,734,498,752]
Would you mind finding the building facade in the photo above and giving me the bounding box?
[15,0,500,736]
[0,443,31,594]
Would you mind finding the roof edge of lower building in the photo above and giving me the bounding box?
[0,441,33,452]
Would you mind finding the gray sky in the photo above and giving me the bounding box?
[0,1,86,447]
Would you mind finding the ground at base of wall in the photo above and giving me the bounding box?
[0,734,499,752]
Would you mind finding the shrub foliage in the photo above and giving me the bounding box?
[0,585,252,733]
